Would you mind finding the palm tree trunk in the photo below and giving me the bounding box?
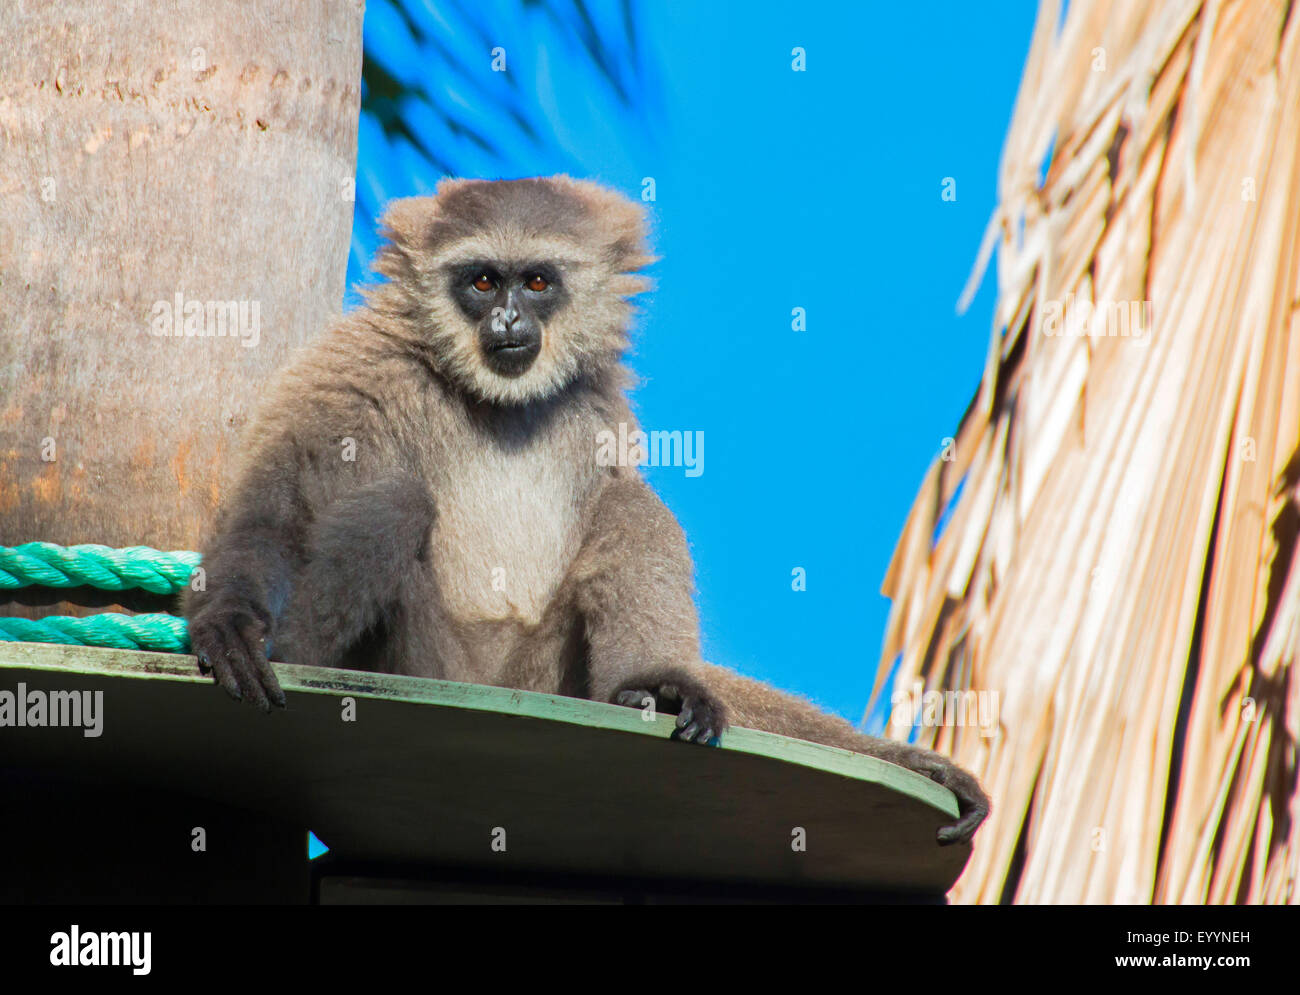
[0,0,363,614]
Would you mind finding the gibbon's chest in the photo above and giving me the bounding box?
[429,443,586,626]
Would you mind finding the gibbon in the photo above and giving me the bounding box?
[185,176,989,845]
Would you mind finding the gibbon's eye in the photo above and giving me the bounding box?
[525,275,549,292]
[472,274,495,293]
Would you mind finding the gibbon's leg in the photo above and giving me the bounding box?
[614,658,990,846]
[685,663,989,846]
[363,560,451,680]
[273,472,436,673]
[573,477,990,845]
[188,470,434,709]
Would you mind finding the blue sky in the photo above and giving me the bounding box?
[355,0,1037,722]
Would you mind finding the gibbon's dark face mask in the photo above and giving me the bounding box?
[449,261,569,377]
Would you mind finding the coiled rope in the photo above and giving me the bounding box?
[1,542,199,594]
[0,543,198,652]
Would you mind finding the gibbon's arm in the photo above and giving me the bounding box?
[184,455,304,710]
[569,474,721,729]
[575,475,990,846]
[186,456,434,711]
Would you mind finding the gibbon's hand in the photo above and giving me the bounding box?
[613,669,728,745]
[189,595,285,712]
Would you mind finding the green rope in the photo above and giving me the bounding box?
[0,613,190,652]
[0,543,199,652]
[0,542,200,594]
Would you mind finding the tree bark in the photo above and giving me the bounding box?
[0,1,363,613]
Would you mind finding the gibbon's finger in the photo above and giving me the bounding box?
[676,723,717,743]
[202,632,244,702]
[211,660,243,703]
[190,603,268,705]
[257,662,287,710]
[228,644,270,713]
[233,614,285,710]
[196,625,243,703]
[203,613,266,712]
[674,720,702,742]
[616,689,652,708]
[672,710,720,745]
[203,612,269,711]
[679,695,725,738]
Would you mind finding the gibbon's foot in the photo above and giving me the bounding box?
[612,670,728,745]
[189,598,285,712]
[916,755,990,846]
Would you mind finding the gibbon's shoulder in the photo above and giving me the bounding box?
[237,309,449,452]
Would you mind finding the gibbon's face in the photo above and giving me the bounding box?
[447,259,569,379]
[374,176,654,406]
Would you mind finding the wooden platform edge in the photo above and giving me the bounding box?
[0,641,960,819]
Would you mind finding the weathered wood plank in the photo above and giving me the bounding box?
[0,642,970,895]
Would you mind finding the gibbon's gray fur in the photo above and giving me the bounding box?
[185,175,990,845]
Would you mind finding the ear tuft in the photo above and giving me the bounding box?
[375,192,466,284]
[555,178,654,278]
[378,196,437,250]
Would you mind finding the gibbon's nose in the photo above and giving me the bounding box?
[488,305,527,338]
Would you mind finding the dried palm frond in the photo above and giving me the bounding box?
[872,0,1299,904]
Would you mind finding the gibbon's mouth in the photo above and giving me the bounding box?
[481,336,541,376]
